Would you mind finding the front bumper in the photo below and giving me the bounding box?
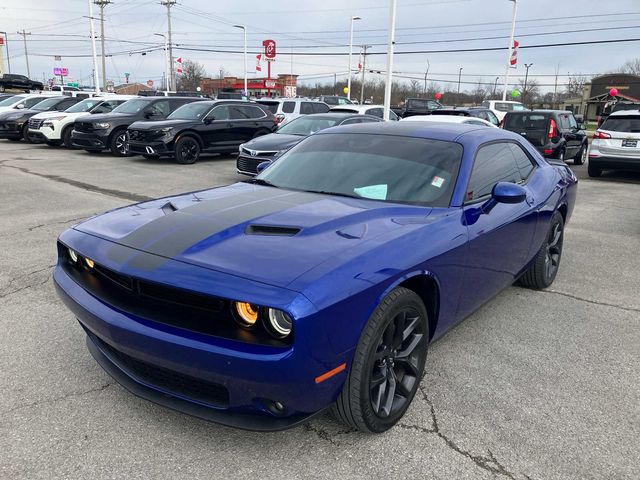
[588,154,640,171]
[128,140,171,156]
[0,121,22,139]
[71,130,109,150]
[28,129,52,143]
[53,230,351,430]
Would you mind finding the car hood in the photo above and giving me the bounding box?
[78,112,135,123]
[74,182,432,289]
[244,133,304,151]
[31,111,73,120]
[129,119,194,130]
[0,109,37,120]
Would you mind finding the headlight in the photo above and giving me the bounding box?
[68,248,78,263]
[84,258,95,269]
[234,302,259,327]
[238,143,245,152]
[94,122,110,129]
[45,116,66,122]
[160,127,173,134]
[265,308,293,338]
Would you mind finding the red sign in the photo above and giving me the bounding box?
[263,39,276,61]
[509,40,519,66]
[265,79,276,88]
[147,80,154,87]
[0,37,4,46]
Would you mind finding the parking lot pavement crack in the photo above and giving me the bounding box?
[0,383,114,418]
[0,163,152,203]
[302,422,355,446]
[415,385,525,480]
[542,289,640,313]
[0,264,55,300]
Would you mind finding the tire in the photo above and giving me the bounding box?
[22,123,33,143]
[333,286,429,433]
[573,144,586,165]
[518,211,564,289]
[61,126,74,148]
[556,148,565,162]
[109,129,129,156]
[588,161,602,178]
[0,85,5,93]
[174,136,201,164]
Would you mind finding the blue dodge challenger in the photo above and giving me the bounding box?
[54,122,577,433]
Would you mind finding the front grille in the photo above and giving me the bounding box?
[237,155,273,174]
[241,147,278,157]
[58,242,292,347]
[0,122,17,132]
[129,129,163,142]
[74,122,94,133]
[93,333,229,408]
[29,118,45,130]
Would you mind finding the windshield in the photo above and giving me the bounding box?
[32,97,64,111]
[65,98,103,113]
[601,116,640,133]
[277,116,342,136]
[112,99,149,114]
[258,133,462,207]
[167,102,211,120]
[0,95,25,106]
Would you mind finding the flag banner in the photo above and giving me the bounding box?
[510,40,519,66]
[256,54,262,72]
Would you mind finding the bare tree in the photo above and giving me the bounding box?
[565,75,588,98]
[177,60,207,91]
[619,58,640,75]
[518,77,540,106]
[470,80,486,104]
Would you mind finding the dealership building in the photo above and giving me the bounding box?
[200,74,298,98]
[563,73,640,120]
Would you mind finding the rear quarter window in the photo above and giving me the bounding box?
[282,101,295,114]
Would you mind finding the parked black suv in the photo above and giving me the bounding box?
[71,96,204,156]
[392,97,442,118]
[0,95,81,142]
[0,74,44,93]
[502,110,588,164]
[127,100,277,164]
[431,107,500,126]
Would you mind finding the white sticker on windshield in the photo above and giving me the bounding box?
[431,176,445,188]
[354,184,388,200]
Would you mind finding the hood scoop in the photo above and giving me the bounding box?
[245,224,301,236]
[161,201,178,214]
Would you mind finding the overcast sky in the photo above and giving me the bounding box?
[1,0,639,93]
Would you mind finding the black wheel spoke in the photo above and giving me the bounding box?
[401,316,420,342]
[381,374,396,417]
[395,356,420,376]
[396,333,423,359]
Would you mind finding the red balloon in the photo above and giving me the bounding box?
[434,92,442,100]
[609,88,618,97]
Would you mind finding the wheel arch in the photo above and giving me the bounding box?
[174,130,203,149]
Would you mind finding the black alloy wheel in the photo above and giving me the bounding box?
[175,136,201,164]
[574,145,586,165]
[518,211,564,289]
[110,130,129,156]
[22,123,33,143]
[557,148,565,162]
[62,126,74,148]
[333,286,429,433]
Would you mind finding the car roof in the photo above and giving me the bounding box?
[314,120,504,141]
[609,109,640,117]
[290,112,376,120]
[329,105,385,112]
[257,97,320,103]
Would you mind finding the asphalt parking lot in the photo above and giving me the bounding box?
[0,142,638,480]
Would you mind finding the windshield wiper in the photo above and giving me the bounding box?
[244,178,279,188]
[305,189,362,199]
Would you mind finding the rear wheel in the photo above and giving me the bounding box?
[109,129,129,156]
[518,211,564,289]
[333,287,429,433]
[588,161,602,177]
[556,148,565,162]
[175,136,201,164]
[574,145,586,165]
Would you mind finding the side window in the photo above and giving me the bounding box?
[509,143,535,181]
[495,102,510,112]
[486,110,499,126]
[466,143,521,202]
[340,118,363,125]
[231,105,264,119]
[427,101,440,109]
[24,97,44,108]
[300,102,315,114]
[568,115,578,129]
[475,111,488,120]
[361,117,382,123]
[558,114,571,130]
[207,105,231,121]
[282,101,295,113]
[366,108,383,118]
[481,101,490,108]
[149,100,170,116]
[312,102,330,113]
[465,119,490,127]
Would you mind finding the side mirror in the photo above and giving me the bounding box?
[574,114,584,123]
[481,182,527,214]
[577,123,585,130]
[203,116,213,124]
[16,104,25,109]
[256,161,272,174]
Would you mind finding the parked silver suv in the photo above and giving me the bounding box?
[589,109,640,177]
[256,98,330,125]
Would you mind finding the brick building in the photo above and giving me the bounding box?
[200,74,298,98]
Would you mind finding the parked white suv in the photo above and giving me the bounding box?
[329,104,399,121]
[256,98,330,125]
[481,100,526,122]
[28,96,135,147]
[588,109,640,177]
[0,93,57,113]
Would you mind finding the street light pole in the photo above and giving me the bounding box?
[423,59,430,95]
[87,0,101,93]
[383,0,397,120]
[233,25,247,97]
[523,62,533,107]
[493,76,499,98]
[360,45,370,105]
[17,30,31,78]
[502,0,518,101]
[457,67,463,95]
[154,33,169,93]
[347,15,361,101]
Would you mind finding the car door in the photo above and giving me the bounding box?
[229,104,267,144]
[201,104,234,149]
[457,141,538,319]
[560,113,581,157]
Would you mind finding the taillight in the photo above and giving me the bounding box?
[499,118,505,128]
[593,130,611,139]
[275,114,285,124]
[548,118,557,138]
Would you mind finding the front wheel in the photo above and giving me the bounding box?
[333,286,429,433]
[518,211,564,289]
[174,136,201,164]
[109,130,129,156]
[22,124,33,143]
[556,148,565,162]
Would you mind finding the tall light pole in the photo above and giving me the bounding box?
[457,67,463,95]
[94,1,111,90]
[233,25,247,96]
[493,76,500,98]
[154,33,169,93]
[17,30,31,78]
[523,62,533,107]
[383,1,397,120]
[423,59,430,95]
[0,32,10,74]
[360,45,370,104]
[347,15,361,101]
[161,0,176,91]
[502,0,518,100]
[87,1,101,93]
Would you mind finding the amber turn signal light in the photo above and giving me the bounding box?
[235,302,258,327]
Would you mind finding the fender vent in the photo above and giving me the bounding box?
[245,224,301,236]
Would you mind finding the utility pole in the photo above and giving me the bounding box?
[553,63,559,109]
[94,1,111,90]
[359,45,370,104]
[502,0,518,100]
[17,30,31,78]
[161,0,176,91]
[457,67,463,95]
[523,62,533,107]
[0,32,10,74]
[423,59,430,95]
[88,0,101,93]
[493,76,499,98]
[382,0,397,120]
